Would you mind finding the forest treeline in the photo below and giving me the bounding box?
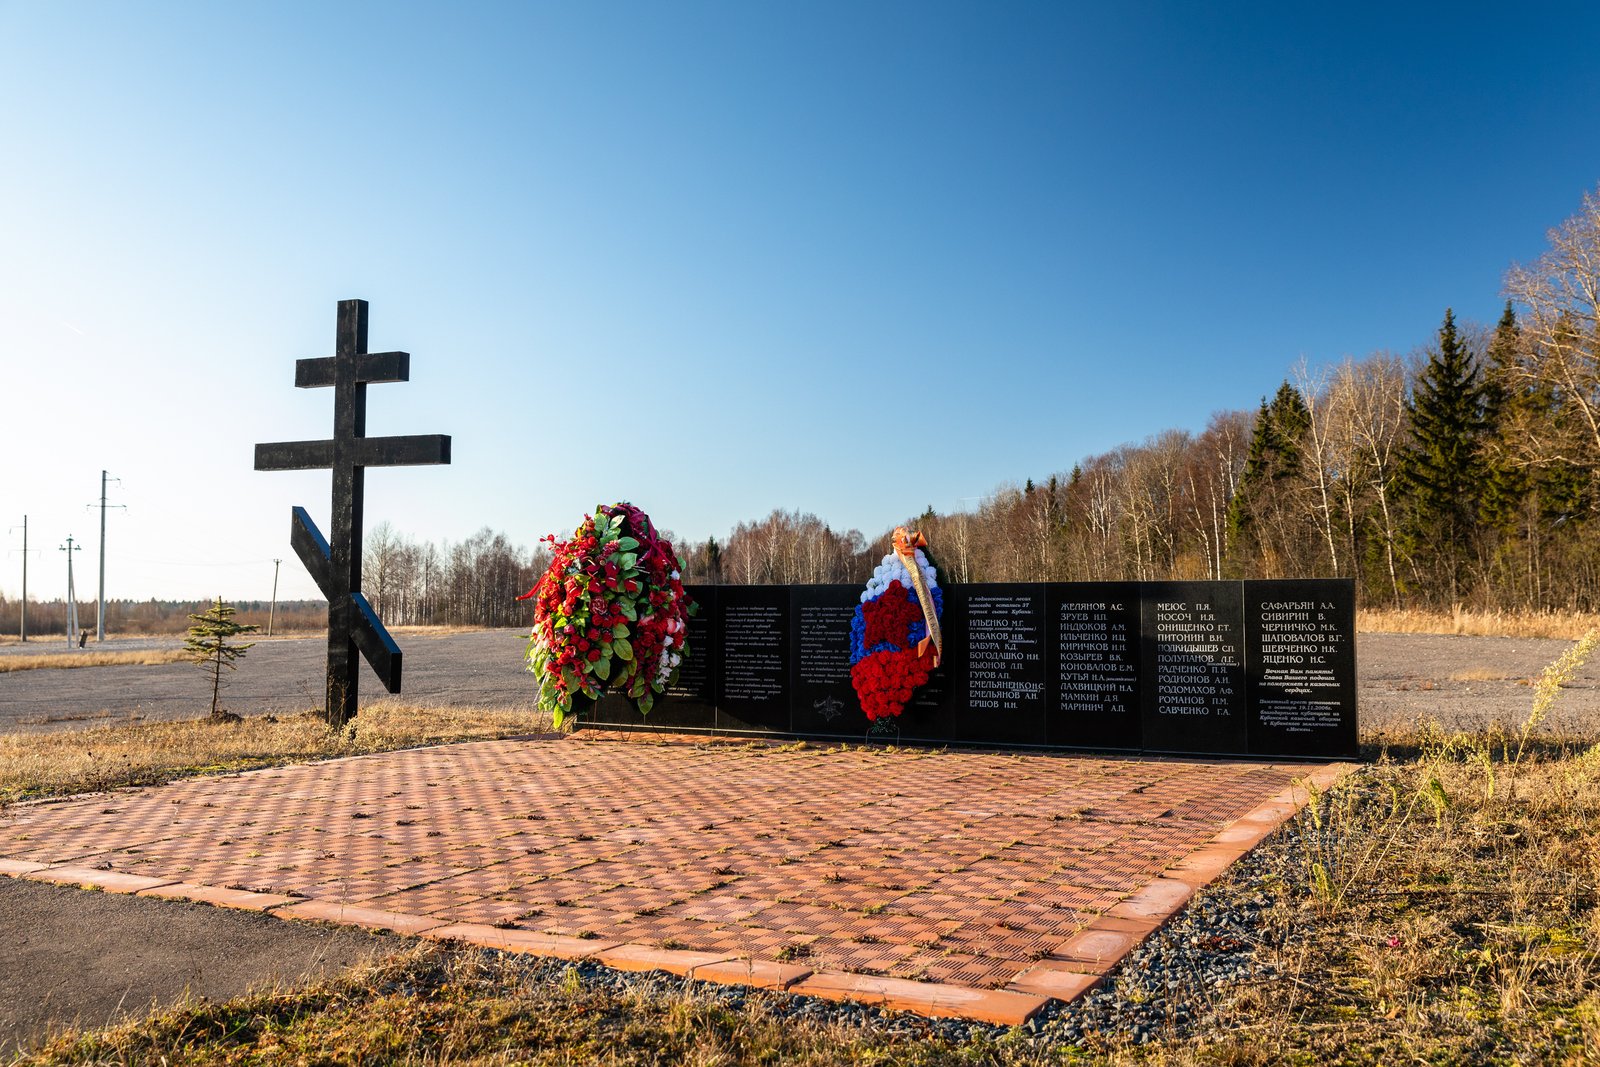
[671,188,1600,612]
[6,189,1600,635]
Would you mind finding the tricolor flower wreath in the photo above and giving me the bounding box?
[850,528,944,720]
[518,503,695,728]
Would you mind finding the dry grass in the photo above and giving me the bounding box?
[0,702,548,805]
[1220,742,1597,1062]
[1360,606,1600,639]
[16,947,1010,1067]
[390,624,507,637]
[0,649,191,674]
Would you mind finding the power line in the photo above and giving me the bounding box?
[268,559,281,636]
[59,536,81,648]
[8,516,35,642]
[89,470,125,643]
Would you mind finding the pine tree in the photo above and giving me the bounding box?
[1479,302,1527,535]
[703,536,723,585]
[184,597,258,723]
[1225,382,1310,575]
[1398,308,1486,603]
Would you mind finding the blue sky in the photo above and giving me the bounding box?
[3,2,1598,602]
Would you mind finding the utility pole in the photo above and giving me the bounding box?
[268,558,281,636]
[8,516,27,642]
[60,537,81,648]
[92,470,123,642]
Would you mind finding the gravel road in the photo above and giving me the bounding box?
[1,630,1595,737]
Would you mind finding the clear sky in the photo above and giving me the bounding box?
[3,2,1599,603]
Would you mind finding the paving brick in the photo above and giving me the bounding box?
[23,866,180,895]
[1107,877,1194,921]
[595,944,740,976]
[688,957,814,990]
[423,923,619,959]
[1006,963,1101,1000]
[136,882,302,911]
[0,859,47,877]
[274,899,448,935]
[1048,927,1139,970]
[791,971,1050,1026]
[1162,847,1242,888]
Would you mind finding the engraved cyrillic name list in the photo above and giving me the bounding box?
[666,609,712,699]
[967,593,1044,711]
[1056,600,1136,714]
[1255,600,1346,733]
[797,605,855,685]
[723,605,784,701]
[1152,599,1238,717]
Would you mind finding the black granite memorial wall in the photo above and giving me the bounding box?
[585,579,1357,759]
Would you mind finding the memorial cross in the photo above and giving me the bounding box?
[253,299,451,726]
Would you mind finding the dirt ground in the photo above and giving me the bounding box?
[0,629,1594,738]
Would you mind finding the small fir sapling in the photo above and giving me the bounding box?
[184,597,258,723]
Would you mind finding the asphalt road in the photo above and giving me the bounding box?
[0,876,391,1057]
[0,629,541,734]
[2,629,1595,736]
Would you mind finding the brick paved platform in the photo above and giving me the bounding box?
[0,737,1346,1025]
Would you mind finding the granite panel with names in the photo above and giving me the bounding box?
[579,578,1355,759]
[943,584,1047,745]
[1140,581,1247,755]
[789,584,869,735]
[716,584,792,733]
[1047,582,1142,749]
[648,584,719,728]
[1246,578,1358,758]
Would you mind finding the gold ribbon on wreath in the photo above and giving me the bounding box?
[892,526,943,667]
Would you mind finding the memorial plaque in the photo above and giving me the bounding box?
[1047,582,1142,749]
[1246,579,1358,758]
[937,584,1047,745]
[655,584,720,727]
[1140,581,1247,754]
[789,585,868,735]
[717,584,792,732]
[574,577,1356,759]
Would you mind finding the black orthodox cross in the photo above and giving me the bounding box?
[254,299,451,726]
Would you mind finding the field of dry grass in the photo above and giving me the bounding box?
[1359,606,1600,640]
[0,702,547,805]
[0,650,191,674]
